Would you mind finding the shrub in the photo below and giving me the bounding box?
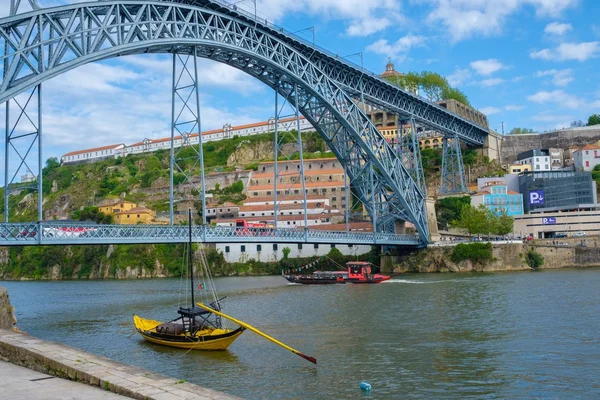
[526,249,544,270]
[451,242,493,264]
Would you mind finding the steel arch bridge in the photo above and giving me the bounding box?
[0,0,490,247]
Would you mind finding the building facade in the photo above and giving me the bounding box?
[573,144,600,171]
[517,149,551,172]
[61,117,315,165]
[113,207,156,224]
[514,208,600,239]
[518,171,597,213]
[471,181,524,216]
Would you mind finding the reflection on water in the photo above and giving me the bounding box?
[2,269,600,399]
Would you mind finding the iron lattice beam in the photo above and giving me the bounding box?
[0,1,430,243]
[439,135,467,195]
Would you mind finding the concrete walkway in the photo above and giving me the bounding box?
[0,329,240,400]
[0,359,128,400]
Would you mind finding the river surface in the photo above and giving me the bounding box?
[2,268,600,399]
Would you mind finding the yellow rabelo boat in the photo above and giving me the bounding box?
[133,211,245,350]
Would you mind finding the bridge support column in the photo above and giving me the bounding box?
[169,51,206,225]
[3,83,43,223]
[439,135,467,195]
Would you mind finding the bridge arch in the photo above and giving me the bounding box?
[0,1,429,243]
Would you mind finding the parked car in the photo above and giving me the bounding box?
[554,232,568,238]
[572,231,587,237]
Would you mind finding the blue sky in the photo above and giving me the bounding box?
[1,0,600,182]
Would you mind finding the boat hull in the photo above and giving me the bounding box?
[347,275,391,284]
[133,315,244,350]
[284,275,346,285]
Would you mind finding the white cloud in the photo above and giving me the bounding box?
[535,69,574,86]
[544,22,573,35]
[530,41,600,61]
[425,0,578,42]
[505,105,525,111]
[470,59,506,75]
[447,68,472,86]
[481,78,505,87]
[527,90,583,108]
[480,107,501,115]
[246,0,404,37]
[366,34,427,61]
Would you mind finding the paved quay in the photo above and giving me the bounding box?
[0,359,128,400]
[0,329,241,400]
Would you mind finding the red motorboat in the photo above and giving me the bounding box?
[346,261,391,284]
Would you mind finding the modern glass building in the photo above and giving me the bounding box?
[518,171,597,213]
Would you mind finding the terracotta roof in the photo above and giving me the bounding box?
[99,200,137,207]
[215,214,331,223]
[239,202,332,212]
[242,195,328,204]
[251,169,344,178]
[117,207,153,214]
[62,144,124,157]
[507,191,522,195]
[258,157,338,165]
[575,144,600,152]
[248,181,346,191]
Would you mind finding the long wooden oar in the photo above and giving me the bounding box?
[196,302,317,365]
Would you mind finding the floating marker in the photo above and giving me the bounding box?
[360,382,372,391]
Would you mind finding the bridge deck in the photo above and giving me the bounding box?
[0,223,422,247]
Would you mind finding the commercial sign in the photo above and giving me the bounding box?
[529,190,545,205]
[542,217,556,225]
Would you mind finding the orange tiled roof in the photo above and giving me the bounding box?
[258,157,338,165]
[62,144,124,157]
[248,181,345,191]
[251,169,344,178]
[242,195,328,204]
[575,144,600,151]
[239,202,331,212]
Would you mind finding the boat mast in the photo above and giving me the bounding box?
[188,208,195,307]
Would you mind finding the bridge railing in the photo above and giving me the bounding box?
[0,222,422,245]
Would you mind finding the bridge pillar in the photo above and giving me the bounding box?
[439,135,467,195]
[169,51,206,225]
[3,83,43,223]
[394,220,406,234]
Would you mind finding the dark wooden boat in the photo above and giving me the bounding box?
[284,270,347,285]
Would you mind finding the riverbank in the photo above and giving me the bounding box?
[0,286,239,400]
[384,241,600,273]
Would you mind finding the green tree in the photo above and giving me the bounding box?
[452,204,489,236]
[437,196,471,230]
[592,164,600,182]
[494,212,514,236]
[72,206,113,224]
[526,249,544,270]
[509,128,536,135]
[282,247,291,259]
[588,114,600,126]
[383,71,470,106]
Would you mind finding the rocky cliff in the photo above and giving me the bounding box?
[0,287,16,330]
[384,243,600,273]
[502,127,600,164]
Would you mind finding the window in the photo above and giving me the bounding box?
[331,244,336,248]
[241,245,246,253]
[257,245,262,252]
[298,243,303,250]
[225,246,230,253]
[586,161,590,167]
[273,244,278,251]
[314,243,319,249]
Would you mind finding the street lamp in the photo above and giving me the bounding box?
[293,26,315,48]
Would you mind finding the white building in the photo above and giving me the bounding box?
[573,144,600,171]
[516,149,551,172]
[20,173,36,183]
[61,143,125,164]
[61,117,315,164]
[215,241,372,264]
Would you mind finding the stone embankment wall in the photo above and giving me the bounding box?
[502,127,600,164]
[386,243,600,273]
[0,287,16,330]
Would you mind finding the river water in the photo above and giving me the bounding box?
[2,268,600,399]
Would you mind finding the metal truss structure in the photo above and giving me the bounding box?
[439,135,467,195]
[0,0,490,245]
[169,51,206,224]
[0,222,421,246]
